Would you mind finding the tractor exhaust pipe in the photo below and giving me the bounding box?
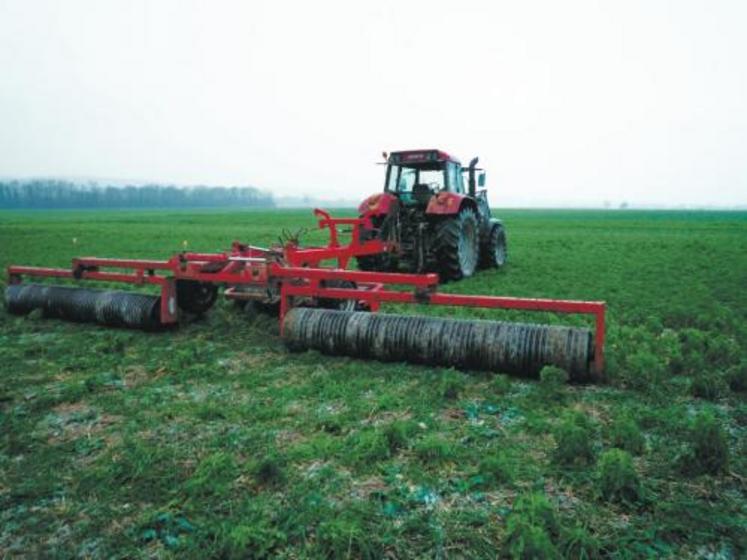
[283,308,596,381]
[468,157,479,197]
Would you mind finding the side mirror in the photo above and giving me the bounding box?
[478,172,486,188]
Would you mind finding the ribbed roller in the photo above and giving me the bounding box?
[5,283,162,330]
[283,308,594,381]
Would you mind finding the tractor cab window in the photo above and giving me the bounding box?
[446,162,463,193]
[398,167,417,192]
[417,169,445,191]
[386,164,445,193]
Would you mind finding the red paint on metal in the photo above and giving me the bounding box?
[390,149,460,165]
[74,257,173,270]
[159,278,178,324]
[425,191,466,215]
[357,192,397,216]
[8,266,74,279]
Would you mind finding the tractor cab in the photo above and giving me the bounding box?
[381,149,487,209]
[385,150,464,207]
[358,148,504,280]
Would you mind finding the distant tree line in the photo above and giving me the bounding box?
[0,180,275,209]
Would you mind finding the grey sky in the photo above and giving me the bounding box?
[1,0,745,207]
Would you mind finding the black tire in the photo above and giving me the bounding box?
[176,280,218,314]
[356,217,395,272]
[318,280,358,312]
[356,252,393,272]
[480,223,508,268]
[433,208,480,281]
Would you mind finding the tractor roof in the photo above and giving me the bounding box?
[389,149,461,166]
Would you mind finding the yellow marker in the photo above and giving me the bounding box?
[182,240,189,249]
[72,237,78,245]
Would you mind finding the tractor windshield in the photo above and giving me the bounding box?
[386,164,445,193]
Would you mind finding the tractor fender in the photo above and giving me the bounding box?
[425,192,476,216]
[358,192,397,217]
[484,218,503,238]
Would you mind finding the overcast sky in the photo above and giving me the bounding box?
[1,1,745,207]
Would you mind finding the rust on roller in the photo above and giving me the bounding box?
[283,308,596,381]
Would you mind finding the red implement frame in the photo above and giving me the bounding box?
[6,209,606,375]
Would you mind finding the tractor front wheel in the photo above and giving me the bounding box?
[480,223,507,268]
[433,208,479,281]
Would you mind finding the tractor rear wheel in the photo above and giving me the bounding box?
[433,208,479,281]
[356,252,393,272]
[356,219,395,272]
[480,223,507,268]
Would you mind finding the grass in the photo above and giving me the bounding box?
[1,208,746,558]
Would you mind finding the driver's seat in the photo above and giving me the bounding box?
[413,183,432,205]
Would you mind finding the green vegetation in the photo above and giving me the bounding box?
[477,453,514,486]
[539,365,569,402]
[1,208,746,557]
[0,179,274,209]
[439,369,467,400]
[680,411,731,476]
[505,492,561,559]
[553,410,598,466]
[607,413,646,455]
[596,449,642,504]
[727,360,747,392]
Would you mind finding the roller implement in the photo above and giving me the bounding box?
[5,210,605,380]
[5,209,605,381]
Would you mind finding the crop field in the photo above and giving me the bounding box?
[1,208,746,558]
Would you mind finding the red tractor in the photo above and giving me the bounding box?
[357,149,507,280]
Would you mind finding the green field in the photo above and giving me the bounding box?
[1,209,746,558]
